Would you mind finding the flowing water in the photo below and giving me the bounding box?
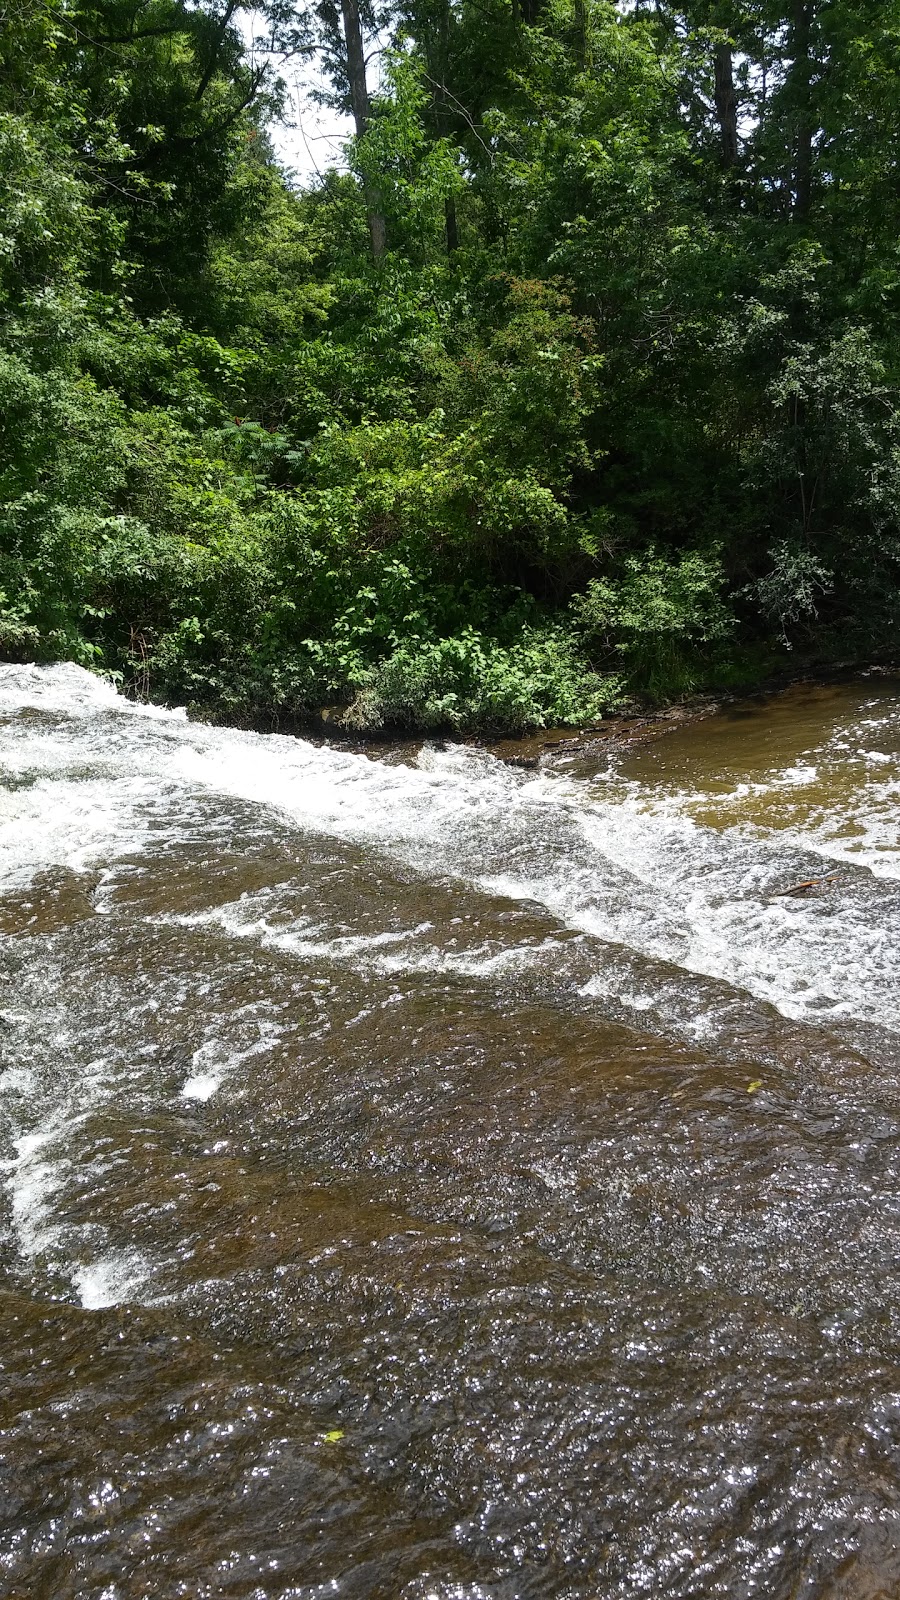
[1,663,900,1599]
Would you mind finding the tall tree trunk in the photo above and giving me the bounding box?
[340,0,386,258]
[574,0,589,67]
[791,0,813,219]
[713,40,738,167]
[445,195,459,255]
[427,0,461,261]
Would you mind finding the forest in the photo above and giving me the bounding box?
[1,0,899,731]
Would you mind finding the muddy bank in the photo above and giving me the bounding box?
[176,658,900,772]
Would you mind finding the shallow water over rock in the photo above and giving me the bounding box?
[2,665,900,1598]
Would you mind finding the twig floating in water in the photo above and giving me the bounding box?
[767,873,842,901]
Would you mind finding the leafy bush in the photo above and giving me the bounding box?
[574,550,732,698]
[342,625,618,732]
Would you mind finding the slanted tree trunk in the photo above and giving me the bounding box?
[340,0,386,258]
[713,40,738,167]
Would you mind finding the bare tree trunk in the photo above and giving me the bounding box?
[340,0,386,258]
[713,40,738,167]
[791,0,813,219]
[366,191,387,259]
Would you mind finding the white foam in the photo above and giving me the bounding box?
[5,1126,66,1262]
[1,663,899,1035]
[73,1251,149,1309]
[0,661,186,720]
[0,776,159,890]
[175,1018,284,1107]
[0,1037,152,1305]
[0,662,124,716]
[181,1073,222,1102]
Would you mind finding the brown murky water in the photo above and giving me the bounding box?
[2,666,900,1598]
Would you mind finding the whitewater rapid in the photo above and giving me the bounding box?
[1,662,898,1035]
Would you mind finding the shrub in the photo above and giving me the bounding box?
[342,625,619,733]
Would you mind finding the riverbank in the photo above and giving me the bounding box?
[487,660,900,768]
[170,654,900,771]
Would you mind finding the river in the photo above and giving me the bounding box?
[1,662,899,1598]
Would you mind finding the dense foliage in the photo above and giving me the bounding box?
[2,0,899,730]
